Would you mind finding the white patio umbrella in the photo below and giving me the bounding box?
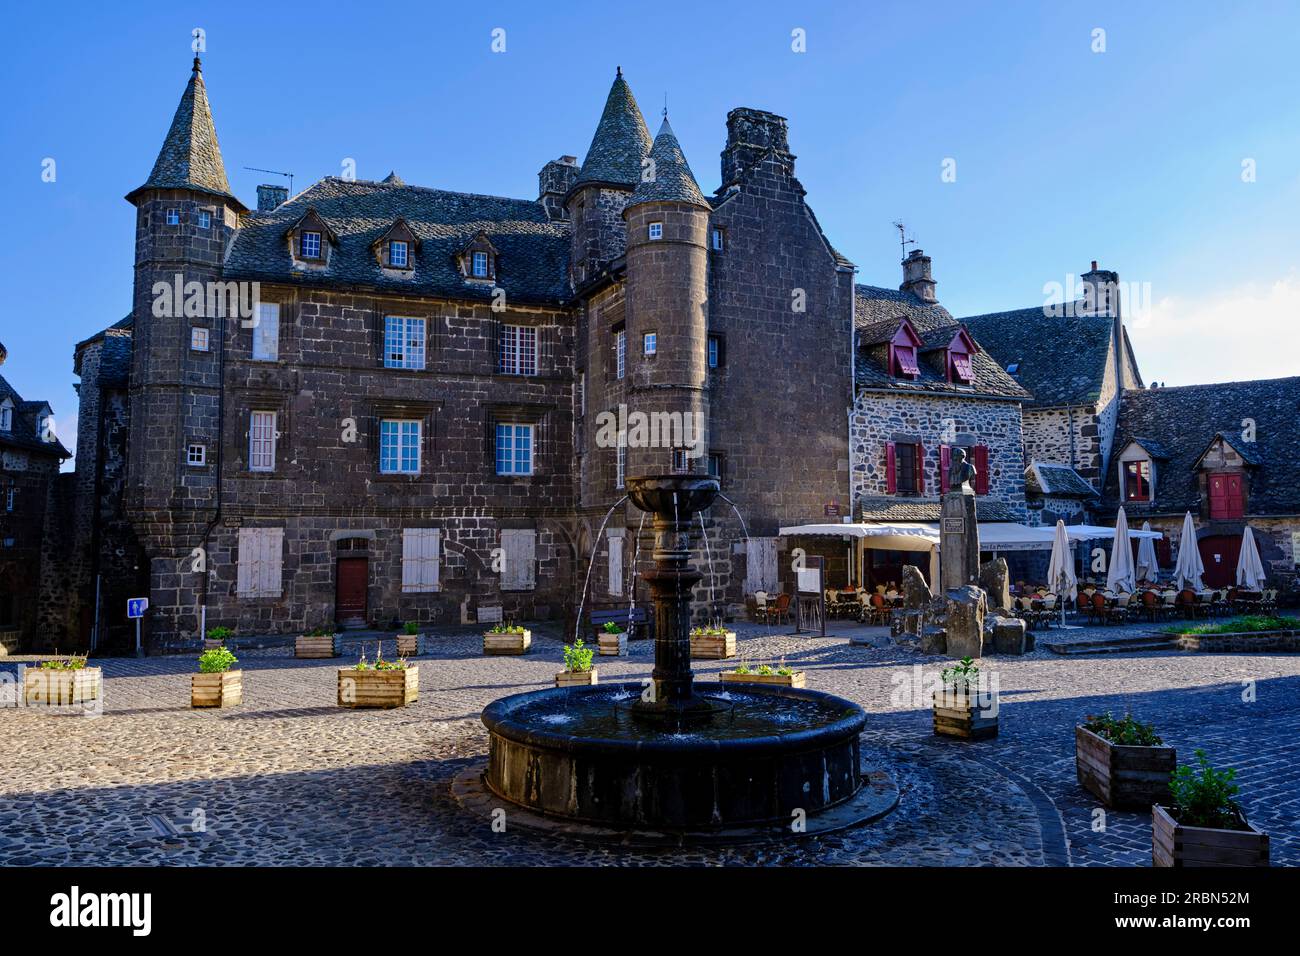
[1173,511,1205,591]
[1236,526,1266,590]
[1106,507,1136,594]
[1047,519,1077,627]
[1135,520,1160,583]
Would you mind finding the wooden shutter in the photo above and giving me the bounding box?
[939,445,951,493]
[915,444,926,495]
[607,529,624,596]
[261,529,283,596]
[237,529,255,596]
[403,529,441,592]
[501,529,536,591]
[885,442,897,494]
[973,445,990,495]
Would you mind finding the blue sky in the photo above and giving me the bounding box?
[2,0,1297,468]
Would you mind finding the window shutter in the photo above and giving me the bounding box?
[402,529,441,592]
[237,529,254,596]
[885,442,897,494]
[501,529,536,591]
[262,529,283,596]
[939,445,951,493]
[402,530,419,591]
[973,445,990,495]
[915,444,926,495]
[425,529,441,591]
[607,530,624,596]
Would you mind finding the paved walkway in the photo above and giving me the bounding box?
[1,617,1296,866]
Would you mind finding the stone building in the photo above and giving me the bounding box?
[0,339,72,653]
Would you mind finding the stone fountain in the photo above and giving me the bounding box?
[472,475,878,838]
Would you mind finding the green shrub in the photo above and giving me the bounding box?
[690,626,729,637]
[353,649,406,671]
[206,626,234,643]
[1169,750,1243,830]
[602,621,624,634]
[941,657,980,689]
[402,621,419,635]
[39,656,87,671]
[563,639,594,673]
[1167,615,1292,636]
[305,626,334,637]
[757,664,774,676]
[734,662,751,675]
[776,660,794,677]
[1083,711,1162,746]
[198,646,238,674]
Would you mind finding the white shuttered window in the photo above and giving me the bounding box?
[607,528,624,596]
[402,528,441,592]
[500,529,536,591]
[237,528,284,597]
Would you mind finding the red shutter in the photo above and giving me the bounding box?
[885,442,897,494]
[915,444,926,495]
[939,445,951,493]
[973,445,990,495]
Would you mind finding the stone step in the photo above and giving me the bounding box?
[1043,634,1178,656]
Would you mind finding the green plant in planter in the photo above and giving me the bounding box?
[776,659,793,677]
[39,656,87,671]
[206,626,234,643]
[402,621,419,636]
[1169,750,1244,830]
[489,623,527,635]
[1084,711,1162,746]
[305,626,334,637]
[757,664,774,676]
[563,639,594,673]
[602,621,624,635]
[690,626,729,637]
[353,649,407,672]
[734,662,752,675]
[941,657,981,689]
[198,646,238,673]
[1169,615,1292,636]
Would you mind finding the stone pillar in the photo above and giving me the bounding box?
[940,490,980,592]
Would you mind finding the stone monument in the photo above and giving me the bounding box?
[940,448,981,592]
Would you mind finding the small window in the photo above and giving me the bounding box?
[301,231,322,259]
[498,325,538,376]
[472,251,490,278]
[165,209,180,226]
[616,329,626,380]
[643,332,657,356]
[616,433,627,489]
[380,419,422,475]
[249,411,277,472]
[389,240,408,268]
[893,345,919,377]
[707,335,722,369]
[198,210,212,229]
[648,222,663,240]
[1006,362,1020,375]
[707,452,723,482]
[5,485,15,512]
[0,403,11,431]
[495,423,534,476]
[895,442,919,494]
[949,350,974,384]
[671,449,691,474]
[384,316,426,370]
[191,327,210,352]
[1124,460,1151,502]
[711,228,724,251]
[253,303,279,361]
[187,444,206,466]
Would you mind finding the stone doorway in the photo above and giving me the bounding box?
[1198,535,1241,589]
[335,551,369,628]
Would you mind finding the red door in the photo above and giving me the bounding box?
[1208,473,1244,519]
[1198,535,1241,588]
[336,558,368,624]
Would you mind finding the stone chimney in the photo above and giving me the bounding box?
[538,156,579,220]
[720,107,794,188]
[900,249,937,303]
[1079,260,1120,318]
[257,184,288,213]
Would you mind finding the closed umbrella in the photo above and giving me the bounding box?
[1106,507,1136,594]
[1047,519,1077,627]
[1136,520,1159,583]
[1236,526,1266,590]
[1173,511,1205,591]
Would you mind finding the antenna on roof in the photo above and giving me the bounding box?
[892,220,916,257]
[663,92,668,120]
[244,165,295,199]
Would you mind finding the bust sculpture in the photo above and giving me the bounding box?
[948,447,977,493]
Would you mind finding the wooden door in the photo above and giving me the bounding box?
[1208,473,1244,519]
[1198,535,1241,588]
[336,557,368,622]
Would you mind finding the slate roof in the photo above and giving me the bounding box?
[74,316,133,385]
[858,495,1021,523]
[854,286,1030,401]
[0,373,70,459]
[961,304,1115,408]
[126,58,245,210]
[1027,463,1098,498]
[571,69,652,192]
[627,117,709,209]
[1100,377,1300,516]
[224,177,571,306]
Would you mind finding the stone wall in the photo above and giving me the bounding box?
[1021,405,1105,489]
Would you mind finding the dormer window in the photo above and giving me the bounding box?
[0,400,11,431]
[459,232,499,281]
[373,219,418,272]
[301,231,322,259]
[38,414,55,442]
[472,251,489,278]
[389,240,409,268]
[1124,460,1151,501]
[287,208,337,265]
[883,318,924,379]
[944,327,977,384]
[893,345,919,377]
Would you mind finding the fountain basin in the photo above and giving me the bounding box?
[483,682,867,831]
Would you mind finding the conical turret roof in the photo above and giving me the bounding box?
[571,68,652,192]
[127,57,245,209]
[627,117,709,210]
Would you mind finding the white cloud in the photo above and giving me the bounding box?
[1128,274,1300,386]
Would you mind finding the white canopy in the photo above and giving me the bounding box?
[1173,511,1205,591]
[778,521,1162,553]
[1136,520,1160,583]
[1236,526,1266,590]
[1048,519,1078,602]
[1106,506,1137,594]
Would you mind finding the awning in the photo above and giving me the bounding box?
[779,520,1163,553]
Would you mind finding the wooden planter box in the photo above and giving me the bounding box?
[690,631,737,660]
[597,632,627,656]
[932,687,998,740]
[1152,804,1269,867]
[337,667,418,709]
[23,667,103,706]
[191,671,243,708]
[555,669,598,687]
[295,634,342,658]
[483,630,531,655]
[721,670,806,688]
[1075,725,1175,808]
[396,634,432,658]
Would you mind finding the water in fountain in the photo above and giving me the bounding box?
[572,495,629,644]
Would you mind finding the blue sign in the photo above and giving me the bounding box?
[127,598,149,619]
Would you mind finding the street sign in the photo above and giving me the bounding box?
[127,597,149,619]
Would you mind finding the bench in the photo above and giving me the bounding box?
[590,607,653,640]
